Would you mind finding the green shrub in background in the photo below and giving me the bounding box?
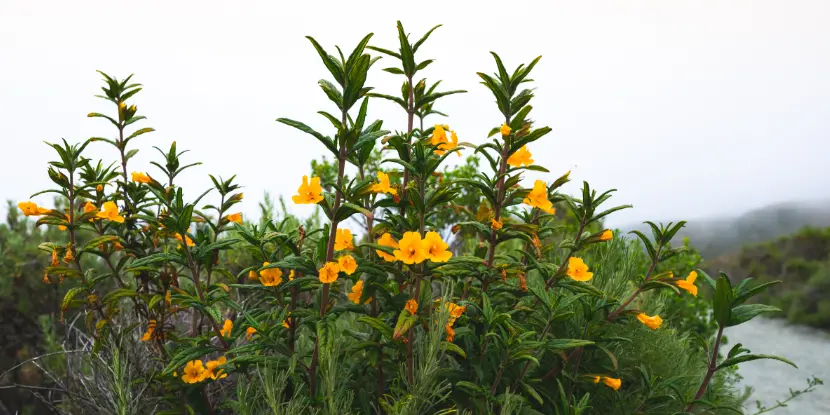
[2,21,816,415]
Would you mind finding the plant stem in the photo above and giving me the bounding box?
[605,244,663,322]
[685,325,724,412]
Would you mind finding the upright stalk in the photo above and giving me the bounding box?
[401,75,416,385]
[310,106,349,395]
[686,325,724,412]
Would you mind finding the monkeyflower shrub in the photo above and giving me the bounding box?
[12,21,800,415]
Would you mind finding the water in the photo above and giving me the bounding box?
[726,318,830,414]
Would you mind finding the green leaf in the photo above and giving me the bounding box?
[547,339,594,350]
[358,316,394,340]
[713,274,732,326]
[62,287,86,310]
[442,341,466,359]
[717,354,797,371]
[276,118,338,156]
[726,304,781,327]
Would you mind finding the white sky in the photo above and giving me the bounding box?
[1,0,828,227]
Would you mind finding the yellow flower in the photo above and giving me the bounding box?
[636,313,663,330]
[259,262,283,286]
[96,184,104,192]
[17,201,50,216]
[288,270,295,280]
[404,299,418,315]
[131,171,151,183]
[291,175,324,204]
[500,123,511,136]
[600,229,613,241]
[318,262,340,284]
[220,319,233,338]
[445,323,456,342]
[431,124,448,147]
[393,232,427,264]
[676,271,698,296]
[602,377,622,390]
[338,255,358,275]
[507,145,534,167]
[490,218,503,230]
[376,233,398,262]
[174,233,195,247]
[566,257,593,282]
[141,320,157,341]
[83,201,97,214]
[348,280,372,304]
[96,201,125,223]
[248,270,258,280]
[58,213,69,231]
[165,290,172,306]
[181,360,206,383]
[246,327,257,340]
[63,246,74,264]
[204,356,228,380]
[422,231,452,263]
[334,228,354,251]
[370,171,397,195]
[436,130,461,157]
[523,180,555,214]
[225,212,242,224]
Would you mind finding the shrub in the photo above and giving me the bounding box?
[6,21,804,414]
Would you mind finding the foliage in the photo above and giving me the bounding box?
[2,21,814,415]
[707,226,830,329]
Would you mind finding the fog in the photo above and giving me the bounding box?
[1,0,828,226]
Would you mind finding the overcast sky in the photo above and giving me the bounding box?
[1,1,828,228]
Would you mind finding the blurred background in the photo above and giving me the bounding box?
[1,1,828,413]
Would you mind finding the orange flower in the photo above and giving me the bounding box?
[523,180,555,214]
[566,257,593,282]
[422,231,452,263]
[17,201,50,216]
[334,228,354,251]
[259,262,283,286]
[63,246,74,264]
[83,201,97,214]
[445,323,456,342]
[318,262,340,284]
[393,232,427,264]
[436,130,461,157]
[204,356,228,380]
[181,360,206,383]
[225,212,242,224]
[602,377,622,390]
[96,184,104,192]
[636,313,662,330]
[96,201,125,223]
[175,233,195,247]
[506,145,534,167]
[518,273,528,291]
[246,327,257,340]
[676,271,698,296]
[376,233,398,262]
[291,175,324,204]
[348,280,372,304]
[220,319,233,338]
[599,229,613,241]
[338,255,358,275]
[141,320,157,342]
[50,249,59,267]
[131,171,151,183]
[370,171,397,195]
[430,124,448,147]
[490,218,503,230]
[404,299,418,315]
[248,270,258,280]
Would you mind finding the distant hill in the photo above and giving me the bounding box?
[620,200,830,260]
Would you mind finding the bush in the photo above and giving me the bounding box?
[4,21,805,414]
